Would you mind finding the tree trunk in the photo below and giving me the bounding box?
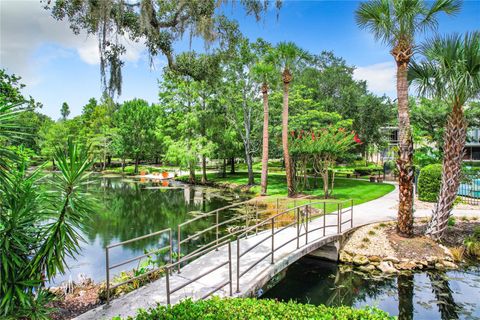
[426,103,467,240]
[396,63,414,237]
[134,157,139,174]
[222,158,227,178]
[244,142,255,186]
[201,155,207,184]
[121,158,125,172]
[260,83,269,196]
[107,155,112,166]
[189,162,195,184]
[282,69,295,197]
[230,157,235,174]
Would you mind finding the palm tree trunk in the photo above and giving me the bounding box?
[396,64,414,237]
[426,103,467,240]
[282,69,295,197]
[260,83,269,196]
[397,273,414,320]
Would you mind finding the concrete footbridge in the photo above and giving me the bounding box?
[78,197,357,319]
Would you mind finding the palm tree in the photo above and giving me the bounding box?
[276,42,309,197]
[253,60,276,196]
[355,0,461,237]
[410,32,480,240]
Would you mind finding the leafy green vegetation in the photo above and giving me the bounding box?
[418,164,443,202]
[114,297,393,320]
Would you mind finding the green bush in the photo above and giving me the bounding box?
[418,164,442,202]
[117,297,393,320]
[353,166,382,176]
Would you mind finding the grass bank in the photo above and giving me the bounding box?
[177,172,394,206]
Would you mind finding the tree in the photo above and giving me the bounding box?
[275,42,310,197]
[44,0,280,96]
[60,102,70,120]
[252,48,276,195]
[115,99,159,174]
[410,32,480,240]
[355,0,461,237]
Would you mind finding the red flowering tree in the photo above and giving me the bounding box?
[290,127,359,198]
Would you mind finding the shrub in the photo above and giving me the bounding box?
[353,166,382,176]
[117,297,394,320]
[418,164,442,202]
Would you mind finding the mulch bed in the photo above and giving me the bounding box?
[48,285,101,320]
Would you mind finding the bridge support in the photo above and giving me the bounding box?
[307,240,341,262]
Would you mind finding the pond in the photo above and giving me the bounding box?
[262,257,480,320]
[53,175,248,285]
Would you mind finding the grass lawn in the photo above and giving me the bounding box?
[180,172,394,206]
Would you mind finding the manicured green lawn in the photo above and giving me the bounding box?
[180,172,394,206]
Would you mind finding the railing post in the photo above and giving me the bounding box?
[296,208,300,249]
[271,218,275,264]
[323,202,326,237]
[236,238,240,293]
[177,224,181,273]
[305,205,309,245]
[216,210,219,249]
[105,247,110,306]
[169,229,173,269]
[255,209,258,235]
[228,242,233,296]
[351,199,354,229]
[166,266,171,305]
[337,203,341,233]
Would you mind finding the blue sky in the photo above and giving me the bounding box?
[1,0,479,119]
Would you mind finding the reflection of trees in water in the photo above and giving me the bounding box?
[427,272,459,320]
[398,273,414,320]
[81,177,244,253]
[327,269,396,306]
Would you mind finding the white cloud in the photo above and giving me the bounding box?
[353,62,396,98]
[0,0,145,84]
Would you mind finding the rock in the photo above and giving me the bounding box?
[418,260,429,267]
[396,261,417,270]
[368,255,382,262]
[377,261,398,274]
[352,255,369,266]
[359,265,376,272]
[339,251,353,263]
[384,256,400,264]
[435,262,445,270]
[442,260,458,269]
[426,256,438,265]
[444,255,454,262]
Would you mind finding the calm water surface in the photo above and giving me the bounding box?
[54,175,248,284]
[262,257,480,319]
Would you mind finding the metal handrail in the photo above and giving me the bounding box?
[105,228,173,305]
[164,241,233,304]
[236,199,353,292]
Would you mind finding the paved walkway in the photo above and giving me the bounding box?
[76,184,479,320]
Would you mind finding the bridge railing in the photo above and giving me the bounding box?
[105,228,173,305]
[176,197,304,271]
[164,240,233,304]
[235,199,353,292]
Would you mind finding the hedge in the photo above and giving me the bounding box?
[116,297,394,320]
[418,164,442,202]
[353,166,382,176]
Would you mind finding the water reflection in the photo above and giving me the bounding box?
[262,257,480,319]
[53,176,247,284]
